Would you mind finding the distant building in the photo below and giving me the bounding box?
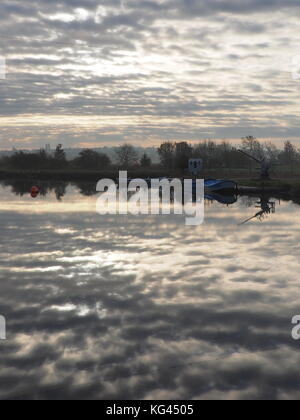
[188,159,203,176]
[45,144,51,155]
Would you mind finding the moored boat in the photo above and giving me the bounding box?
[117,176,237,193]
[203,179,237,192]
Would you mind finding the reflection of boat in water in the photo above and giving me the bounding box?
[205,193,238,205]
[203,179,237,192]
[239,195,276,225]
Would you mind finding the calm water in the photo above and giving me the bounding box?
[0,181,300,400]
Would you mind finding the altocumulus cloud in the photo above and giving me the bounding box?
[0,0,300,148]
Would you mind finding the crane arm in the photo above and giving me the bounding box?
[238,149,262,164]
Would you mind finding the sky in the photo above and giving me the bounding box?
[0,0,300,150]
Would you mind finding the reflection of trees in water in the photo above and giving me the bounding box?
[1,180,68,201]
[293,196,300,205]
[239,195,258,208]
[1,180,297,216]
[1,180,99,201]
[74,182,97,196]
[54,184,67,201]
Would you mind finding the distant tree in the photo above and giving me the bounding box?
[54,144,66,160]
[283,141,297,162]
[8,151,27,170]
[158,142,175,171]
[175,142,193,171]
[241,136,264,175]
[74,149,111,170]
[241,136,264,160]
[263,141,279,163]
[115,144,139,168]
[193,140,217,169]
[39,149,47,160]
[9,151,45,171]
[54,144,67,168]
[280,140,298,175]
[93,151,111,169]
[218,141,232,167]
[140,153,152,168]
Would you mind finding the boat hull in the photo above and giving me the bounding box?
[204,179,237,192]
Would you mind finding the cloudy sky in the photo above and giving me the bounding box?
[0,0,300,150]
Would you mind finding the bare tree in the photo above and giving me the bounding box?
[241,136,264,160]
[140,153,152,168]
[74,149,111,169]
[175,142,193,171]
[115,144,139,168]
[157,142,175,171]
[241,136,264,175]
[263,141,279,163]
[282,140,298,175]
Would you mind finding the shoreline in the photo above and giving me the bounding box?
[1,170,300,199]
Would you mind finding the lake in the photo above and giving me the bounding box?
[0,180,300,400]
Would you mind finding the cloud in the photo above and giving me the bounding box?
[0,0,300,147]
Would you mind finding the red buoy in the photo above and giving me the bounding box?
[30,186,39,194]
[30,186,39,198]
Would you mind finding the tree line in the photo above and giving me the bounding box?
[1,137,300,174]
[157,137,300,173]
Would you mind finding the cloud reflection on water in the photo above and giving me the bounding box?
[0,184,300,399]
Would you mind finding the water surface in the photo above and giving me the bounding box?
[0,181,300,400]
